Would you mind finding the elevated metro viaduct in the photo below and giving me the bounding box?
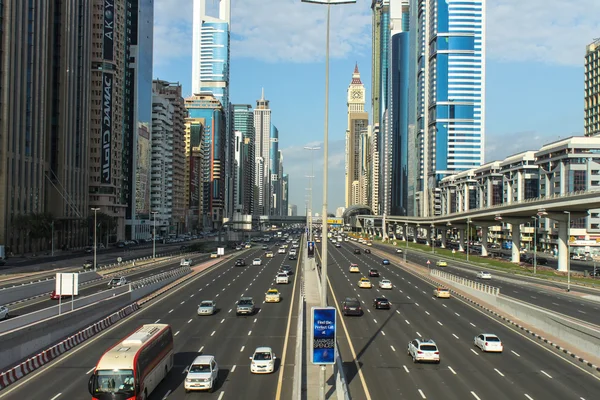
[352,190,600,272]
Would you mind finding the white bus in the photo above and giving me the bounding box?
[88,324,174,400]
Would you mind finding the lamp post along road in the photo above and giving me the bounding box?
[91,208,100,271]
[564,211,571,292]
[532,216,537,275]
[151,211,158,259]
[304,146,320,241]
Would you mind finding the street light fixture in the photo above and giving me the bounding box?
[151,211,158,259]
[532,209,548,275]
[564,211,571,292]
[466,219,471,262]
[91,208,100,271]
[430,224,435,254]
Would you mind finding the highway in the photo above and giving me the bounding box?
[321,240,600,400]
[0,245,300,400]
[369,241,600,326]
[4,255,209,317]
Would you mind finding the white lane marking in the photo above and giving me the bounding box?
[452,334,459,339]
[373,319,378,324]
[524,395,534,400]
[415,303,420,307]
[211,331,216,336]
[448,366,457,375]
[231,365,236,372]
[381,331,386,336]
[511,350,520,357]
[437,321,443,326]
[494,368,505,377]
[425,311,430,315]
[199,346,204,352]
[228,309,232,313]
[254,318,258,323]
[168,309,174,313]
[396,310,400,314]
[469,322,476,327]
[418,389,426,399]
[578,310,587,314]
[216,294,220,297]
[470,349,479,356]
[248,330,252,336]
[174,331,180,336]
[187,319,192,324]
[403,365,409,373]
[541,370,552,379]
[455,312,460,317]
[407,296,411,299]
[240,346,245,352]
[405,320,410,325]
[50,394,62,400]
[162,390,172,399]
[190,294,194,298]
[220,319,225,324]
[416,331,422,337]
[391,345,396,352]
[552,302,560,306]
[530,296,537,299]
[85,367,95,374]
[217,392,225,400]
[471,392,481,400]
[181,301,185,305]
[154,319,161,323]
[442,304,447,308]
[367,309,371,313]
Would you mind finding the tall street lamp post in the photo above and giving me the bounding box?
[304,145,320,241]
[91,208,100,271]
[564,211,571,292]
[301,2,357,400]
[151,211,158,259]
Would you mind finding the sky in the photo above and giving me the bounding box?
[153,0,600,215]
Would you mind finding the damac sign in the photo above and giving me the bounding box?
[103,0,114,61]
[101,72,113,184]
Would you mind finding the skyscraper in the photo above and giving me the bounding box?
[254,90,272,216]
[270,125,280,216]
[233,104,255,215]
[410,0,486,216]
[232,130,243,214]
[585,38,600,136]
[124,0,155,240]
[282,173,289,218]
[345,65,369,207]
[0,1,92,252]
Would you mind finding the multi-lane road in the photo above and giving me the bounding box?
[368,242,600,326]
[0,246,300,400]
[321,240,600,400]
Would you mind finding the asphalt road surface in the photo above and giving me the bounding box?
[368,242,600,327]
[0,246,300,400]
[319,241,600,400]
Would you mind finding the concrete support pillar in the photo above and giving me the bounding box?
[557,220,569,272]
[441,229,447,248]
[511,223,521,263]
[481,225,489,257]
[458,229,465,252]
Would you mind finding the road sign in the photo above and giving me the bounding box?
[307,241,315,258]
[117,257,122,263]
[312,307,336,364]
[217,247,225,256]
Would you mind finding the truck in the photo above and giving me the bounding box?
[50,272,79,299]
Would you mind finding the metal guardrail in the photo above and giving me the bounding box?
[130,266,192,290]
[431,269,500,296]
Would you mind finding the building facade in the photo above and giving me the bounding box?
[269,125,280,216]
[254,90,272,216]
[232,130,243,214]
[152,80,187,234]
[585,38,600,136]
[345,65,369,208]
[0,0,92,252]
[233,104,255,215]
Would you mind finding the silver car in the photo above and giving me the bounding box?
[197,300,216,315]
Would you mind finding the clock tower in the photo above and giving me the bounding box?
[347,63,365,113]
[345,64,369,208]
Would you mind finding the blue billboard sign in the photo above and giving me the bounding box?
[311,306,336,364]
[307,241,315,258]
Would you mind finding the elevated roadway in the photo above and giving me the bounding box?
[320,240,600,400]
[0,245,300,400]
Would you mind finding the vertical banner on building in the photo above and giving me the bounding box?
[103,0,114,61]
[101,72,113,184]
[307,241,315,258]
[311,307,336,365]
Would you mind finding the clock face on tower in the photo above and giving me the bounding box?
[351,90,362,100]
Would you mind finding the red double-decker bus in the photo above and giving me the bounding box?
[88,324,174,400]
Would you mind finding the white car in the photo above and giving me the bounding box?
[407,339,440,364]
[0,305,9,320]
[278,247,286,254]
[185,355,219,392]
[276,273,289,284]
[396,249,403,254]
[378,279,393,289]
[108,277,127,287]
[249,347,276,374]
[197,300,216,315]
[180,258,192,266]
[474,333,503,353]
[253,258,262,266]
[477,271,492,280]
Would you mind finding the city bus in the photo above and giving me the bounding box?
[88,324,174,400]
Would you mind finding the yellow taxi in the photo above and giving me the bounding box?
[358,277,372,289]
[349,263,360,273]
[265,289,281,303]
[433,287,451,298]
[436,260,448,267]
[265,251,274,258]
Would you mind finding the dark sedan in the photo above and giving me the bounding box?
[373,297,390,309]
[281,265,294,275]
[234,259,246,267]
[289,254,297,260]
[364,249,371,254]
[342,297,362,316]
[353,249,361,254]
[368,268,380,277]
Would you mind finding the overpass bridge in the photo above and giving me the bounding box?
[355,190,600,272]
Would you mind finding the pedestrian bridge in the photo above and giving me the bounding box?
[355,190,600,272]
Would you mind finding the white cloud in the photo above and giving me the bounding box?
[488,0,600,66]
[153,0,371,65]
[485,131,544,162]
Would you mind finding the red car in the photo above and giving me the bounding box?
[368,268,380,277]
